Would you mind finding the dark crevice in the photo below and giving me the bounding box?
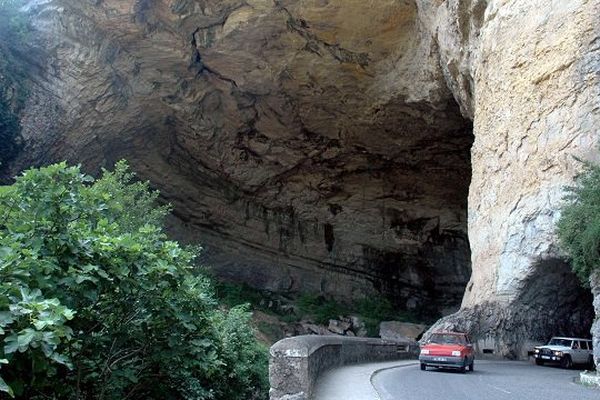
[324,223,335,252]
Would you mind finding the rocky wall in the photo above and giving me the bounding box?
[5,0,475,315]
[2,0,599,355]
[429,0,599,357]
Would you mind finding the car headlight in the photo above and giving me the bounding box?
[534,349,540,353]
[452,350,461,357]
[553,351,563,356]
[421,349,430,355]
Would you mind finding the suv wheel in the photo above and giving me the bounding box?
[587,356,595,371]
[535,359,544,366]
[420,363,426,371]
[560,355,572,369]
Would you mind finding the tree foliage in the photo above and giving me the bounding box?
[0,161,267,399]
[557,161,600,282]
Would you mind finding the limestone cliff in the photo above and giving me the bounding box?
[429,0,599,358]
[3,0,599,356]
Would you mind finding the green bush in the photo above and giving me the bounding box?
[557,160,600,282]
[0,162,267,399]
[297,294,345,325]
[214,281,265,310]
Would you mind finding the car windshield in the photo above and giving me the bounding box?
[429,334,466,345]
[548,338,572,347]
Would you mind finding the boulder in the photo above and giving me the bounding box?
[301,323,331,336]
[379,321,427,341]
[328,319,352,335]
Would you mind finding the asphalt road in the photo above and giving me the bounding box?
[372,360,599,400]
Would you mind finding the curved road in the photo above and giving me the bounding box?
[372,360,598,400]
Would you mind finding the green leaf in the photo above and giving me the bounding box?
[33,320,48,330]
[17,329,36,350]
[49,352,71,368]
[0,375,14,397]
[0,312,14,326]
[77,273,99,284]
[0,247,13,259]
[3,336,18,354]
[63,308,75,320]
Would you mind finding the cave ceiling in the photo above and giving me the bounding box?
[9,0,474,313]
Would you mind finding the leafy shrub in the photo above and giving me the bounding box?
[297,294,345,325]
[557,160,600,282]
[214,281,266,310]
[0,162,267,399]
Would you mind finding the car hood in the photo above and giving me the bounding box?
[536,345,570,351]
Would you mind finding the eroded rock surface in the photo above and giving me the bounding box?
[429,0,599,357]
[3,0,599,355]
[6,0,474,315]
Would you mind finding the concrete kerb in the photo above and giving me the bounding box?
[370,361,419,400]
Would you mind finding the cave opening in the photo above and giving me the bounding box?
[177,98,476,322]
[516,258,594,342]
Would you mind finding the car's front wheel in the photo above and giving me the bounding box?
[420,363,426,371]
[468,360,474,372]
[535,358,544,366]
[560,355,572,369]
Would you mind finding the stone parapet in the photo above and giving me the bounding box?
[269,335,415,400]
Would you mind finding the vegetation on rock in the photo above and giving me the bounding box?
[215,281,425,340]
[0,162,267,399]
[557,160,600,282]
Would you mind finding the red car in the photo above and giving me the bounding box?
[419,331,475,372]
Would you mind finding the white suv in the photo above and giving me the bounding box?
[533,337,594,369]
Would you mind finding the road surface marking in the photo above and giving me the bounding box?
[488,384,511,394]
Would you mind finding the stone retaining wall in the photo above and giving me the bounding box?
[269,335,416,400]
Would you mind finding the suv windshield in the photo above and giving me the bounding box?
[429,334,466,345]
[548,338,572,347]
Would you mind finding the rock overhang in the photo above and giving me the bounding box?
[7,0,598,356]
[4,0,476,317]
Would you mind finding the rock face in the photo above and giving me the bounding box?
[5,0,474,315]
[428,0,599,358]
[379,321,427,341]
[3,0,599,356]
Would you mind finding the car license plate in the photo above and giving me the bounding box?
[541,356,550,359]
[433,357,447,362]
